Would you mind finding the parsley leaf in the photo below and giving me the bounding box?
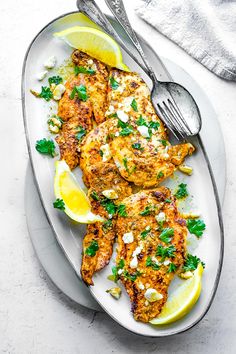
[53,198,65,210]
[149,121,160,130]
[136,115,148,127]
[183,254,205,272]
[75,126,87,140]
[119,126,134,136]
[168,263,177,273]
[174,183,188,199]
[165,198,172,203]
[132,143,144,151]
[130,98,138,112]
[123,157,129,172]
[90,190,100,201]
[123,270,141,282]
[48,76,63,85]
[157,171,164,179]
[70,85,88,101]
[140,226,151,239]
[146,256,160,270]
[187,219,206,238]
[159,139,168,147]
[156,244,176,261]
[100,198,117,216]
[102,219,113,232]
[112,259,125,282]
[117,204,127,217]
[85,240,99,257]
[159,228,174,244]
[35,138,55,157]
[139,205,155,216]
[109,77,119,90]
[74,66,96,75]
[39,86,53,101]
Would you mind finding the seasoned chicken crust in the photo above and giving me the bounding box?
[116,187,187,322]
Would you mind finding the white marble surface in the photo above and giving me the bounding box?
[0,0,235,353]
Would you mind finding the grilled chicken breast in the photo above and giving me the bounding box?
[81,162,132,285]
[107,69,195,187]
[115,187,187,322]
[56,50,109,169]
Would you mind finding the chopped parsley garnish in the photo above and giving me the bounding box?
[123,270,141,282]
[130,98,138,112]
[112,259,125,282]
[159,139,168,147]
[75,126,86,140]
[39,86,53,101]
[109,77,119,90]
[146,256,160,270]
[70,85,88,101]
[149,121,160,130]
[140,226,151,239]
[157,171,164,179]
[168,263,177,273]
[102,219,113,232]
[123,157,128,172]
[139,205,155,216]
[159,228,174,244]
[90,190,100,201]
[117,204,127,217]
[132,143,144,151]
[99,149,104,157]
[35,138,55,157]
[74,66,96,75]
[117,119,134,136]
[165,198,172,203]
[136,115,148,127]
[183,254,205,272]
[48,76,63,85]
[101,198,117,216]
[85,240,99,257]
[156,244,176,261]
[53,198,65,210]
[174,183,188,199]
[187,219,206,238]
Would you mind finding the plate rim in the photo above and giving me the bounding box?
[21,11,224,337]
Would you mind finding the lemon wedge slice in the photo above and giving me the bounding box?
[150,263,204,325]
[54,160,104,223]
[54,26,129,71]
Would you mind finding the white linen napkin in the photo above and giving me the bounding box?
[135,0,236,81]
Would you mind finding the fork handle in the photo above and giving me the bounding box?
[76,0,148,74]
[105,0,157,82]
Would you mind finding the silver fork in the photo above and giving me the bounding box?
[76,0,201,140]
[105,0,200,140]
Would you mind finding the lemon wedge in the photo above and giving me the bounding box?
[54,26,129,71]
[150,263,204,325]
[54,160,104,223]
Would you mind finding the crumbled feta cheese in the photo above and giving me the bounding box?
[151,256,160,265]
[162,153,170,160]
[100,144,111,162]
[179,271,193,279]
[130,256,138,269]
[155,212,166,223]
[102,189,118,199]
[132,245,143,257]
[44,56,57,69]
[122,231,134,244]
[114,132,119,137]
[178,164,193,175]
[117,110,129,123]
[138,282,145,290]
[137,126,149,138]
[163,260,171,266]
[87,59,93,65]
[108,214,113,219]
[118,269,124,275]
[145,300,149,306]
[36,70,48,81]
[144,288,163,302]
[53,84,66,100]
